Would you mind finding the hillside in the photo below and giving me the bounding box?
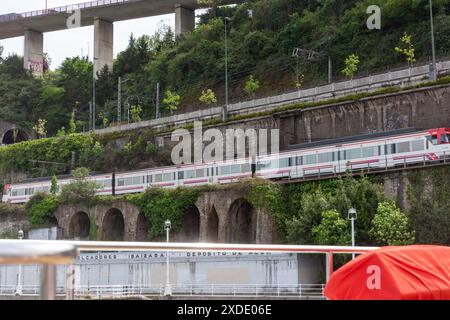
[1,0,450,136]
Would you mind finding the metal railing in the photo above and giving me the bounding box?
[0,0,139,23]
[95,59,450,135]
[74,283,326,299]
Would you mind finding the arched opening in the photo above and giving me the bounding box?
[228,198,256,244]
[69,211,90,240]
[1,129,28,145]
[101,208,125,241]
[206,206,219,242]
[136,212,150,241]
[179,206,200,242]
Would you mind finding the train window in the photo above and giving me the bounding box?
[279,158,290,168]
[117,178,125,187]
[318,152,332,163]
[362,146,377,158]
[241,163,251,172]
[185,170,195,179]
[178,171,184,180]
[441,134,449,144]
[154,174,162,183]
[196,169,205,178]
[426,135,438,145]
[231,164,241,174]
[132,176,142,185]
[347,148,362,159]
[220,166,231,175]
[163,173,174,181]
[304,154,317,165]
[339,150,345,160]
[296,156,303,166]
[411,140,425,151]
[385,144,396,155]
[257,160,271,170]
[12,190,18,196]
[396,142,410,153]
[147,175,152,183]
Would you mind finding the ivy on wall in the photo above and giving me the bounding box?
[407,167,450,245]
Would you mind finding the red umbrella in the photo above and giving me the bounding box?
[324,245,450,300]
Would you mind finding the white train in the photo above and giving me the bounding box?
[2,127,449,204]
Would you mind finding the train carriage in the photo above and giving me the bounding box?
[2,127,449,204]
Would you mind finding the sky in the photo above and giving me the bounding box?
[0,0,187,69]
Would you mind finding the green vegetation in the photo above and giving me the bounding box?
[26,192,59,225]
[2,0,450,133]
[369,201,415,246]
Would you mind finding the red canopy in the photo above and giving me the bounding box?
[324,245,450,300]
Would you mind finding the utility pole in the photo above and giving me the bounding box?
[223,17,231,121]
[89,101,92,131]
[429,0,437,80]
[156,82,160,119]
[117,77,122,123]
[328,56,333,83]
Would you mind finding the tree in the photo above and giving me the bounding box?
[286,190,330,244]
[163,90,180,115]
[33,118,47,138]
[244,75,260,98]
[130,105,142,123]
[370,201,415,246]
[341,54,360,79]
[395,32,416,67]
[59,167,100,204]
[50,175,58,195]
[312,209,351,246]
[68,109,76,134]
[199,89,218,106]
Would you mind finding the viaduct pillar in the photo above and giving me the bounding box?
[93,18,114,77]
[23,30,44,76]
[175,5,195,37]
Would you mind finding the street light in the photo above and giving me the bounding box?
[223,17,232,121]
[429,0,437,81]
[348,208,357,260]
[164,220,172,296]
[15,228,24,296]
[92,57,99,131]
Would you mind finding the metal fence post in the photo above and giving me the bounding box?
[40,264,57,300]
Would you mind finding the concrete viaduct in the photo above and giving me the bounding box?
[0,0,244,76]
[55,188,279,244]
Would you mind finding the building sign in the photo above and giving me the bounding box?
[77,251,280,262]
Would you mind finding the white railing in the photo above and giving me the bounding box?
[0,284,325,299]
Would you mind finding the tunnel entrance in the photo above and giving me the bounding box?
[1,129,28,145]
[136,212,150,241]
[206,206,219,242]
[228,198,256,244]
[101,208,125,241]
[178,206,200,242]
[69,212,90,240]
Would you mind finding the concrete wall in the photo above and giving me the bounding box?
[93,18,114,76]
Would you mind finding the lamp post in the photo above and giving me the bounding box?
[92,57,99,131]
[429,0,437,81]
[164,220,172,296]
[223,17,232,121]
[15,228,24,296]
[348,208,357,260]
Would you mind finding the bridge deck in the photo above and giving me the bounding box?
[0,0,242,40]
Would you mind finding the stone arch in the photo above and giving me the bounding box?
[101,208,125,241]
[206,206,219,242]
[178,206,200,242]
[228,198,257,244]
[1,128,28,145]
[136,212,150,241]
[69,211,90,240]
